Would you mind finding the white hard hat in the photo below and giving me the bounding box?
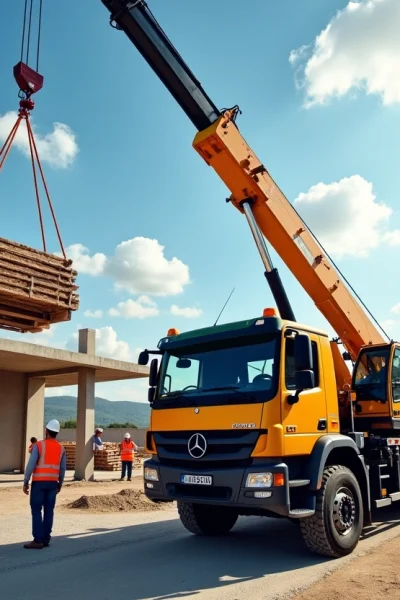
[96,428,104,433]
[124,433,131,439]
[46,419,60,433]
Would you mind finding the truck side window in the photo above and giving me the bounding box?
[392,348,400,402]
[285,337,320,390]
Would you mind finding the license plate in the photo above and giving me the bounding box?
[180,474,213,485]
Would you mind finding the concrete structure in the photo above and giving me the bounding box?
[57,427,147,447]
[0,329,148,479]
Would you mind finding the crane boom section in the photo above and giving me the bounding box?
[100,0,385,360]
[101,0,220,130]
[193,117,385,359]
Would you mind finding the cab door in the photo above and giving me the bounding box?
[390,345,400,421]
[281,330,328,456]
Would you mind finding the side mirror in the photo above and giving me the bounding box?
[149,358,158,387]
[176,358,191,369]
[148,387,155,404]
[294,334,313,371]
[138,350,149,366]
[295,370,315,391]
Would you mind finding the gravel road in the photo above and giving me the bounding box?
[1,499,400,600]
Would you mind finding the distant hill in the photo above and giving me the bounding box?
[45,396,150,428]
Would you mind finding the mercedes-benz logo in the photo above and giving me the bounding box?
[188,433,207,459]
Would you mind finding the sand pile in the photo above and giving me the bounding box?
[67,489,164,512]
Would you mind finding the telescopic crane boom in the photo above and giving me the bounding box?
[101,0,385,380]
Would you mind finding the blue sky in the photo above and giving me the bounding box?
[1,0,399,402]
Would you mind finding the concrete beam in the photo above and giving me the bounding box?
[30,366,78,379]
[75,367,96,481]
[25,378,45,468]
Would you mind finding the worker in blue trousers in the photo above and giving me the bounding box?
[23,419,66,550]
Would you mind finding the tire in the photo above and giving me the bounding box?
[177,502,238,536]
[300,465,363,558]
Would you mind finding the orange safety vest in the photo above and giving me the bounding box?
[32,439,64,482]
[120,440,134,462]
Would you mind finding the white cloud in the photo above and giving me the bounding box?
[380,318,400,340]
[170,304,203,318]
[0,111,78,168]
[96,379,149,403]
[105,238,190,296]
[290,0,400,107]
[67,326,133,361]
[45,386,76,397]
[62,237,190,296]
[383,231,400,247]
[294,175,400,258]
[83,309,103,318]
[63,244,106,275]
[109,295,159,319]
[391,304,400,315]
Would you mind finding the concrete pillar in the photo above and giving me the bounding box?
[24,378,45,468]
[79,328,96,355]
[75,328,96,480]
[0,370,26,472]
[75,368,96,480]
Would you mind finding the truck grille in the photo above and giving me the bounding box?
[153,429,260,470]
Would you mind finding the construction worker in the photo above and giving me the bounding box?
[119,433,138,481]
[93,427,104,451]
[23,419,66,550]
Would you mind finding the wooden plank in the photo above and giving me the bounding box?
[0,274,78,301]
[0,238,79,333]
[0,253,77,282]
[0,238,77,274]
[0,284,79,310]
[0,274,78,302]
[0,258,76,286]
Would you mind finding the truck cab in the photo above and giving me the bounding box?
[141,309,370,554]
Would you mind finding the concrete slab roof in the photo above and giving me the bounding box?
[0,338,149,387]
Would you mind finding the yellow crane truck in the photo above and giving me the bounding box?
[101,0,400,558]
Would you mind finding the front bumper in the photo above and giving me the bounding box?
[143,458,291,517]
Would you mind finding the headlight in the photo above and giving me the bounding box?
[246,472,273,488]
[144,467,159,481]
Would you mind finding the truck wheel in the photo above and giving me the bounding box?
[177,502,238,536]
[300,465,363,558]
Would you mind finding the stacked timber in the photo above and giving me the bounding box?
[0,237,79,333]
[62,442,76,470]
[94,444,122,471]
[61,442,146,471]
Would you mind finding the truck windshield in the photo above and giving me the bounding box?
[156,335,278,408]
[354,346,390,402]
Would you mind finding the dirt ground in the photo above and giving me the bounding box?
[0,478,146,516]
[293,534,400,600]
[67,487,169,512]
[1,477,400,598]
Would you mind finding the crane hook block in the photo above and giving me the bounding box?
[13,61,44,98]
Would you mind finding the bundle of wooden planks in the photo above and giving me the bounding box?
[0,237,79,333]
[62,442,76,470]
[94,445,122,471]
[61,442,145,471]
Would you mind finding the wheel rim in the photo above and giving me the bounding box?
[332,486,356,536]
